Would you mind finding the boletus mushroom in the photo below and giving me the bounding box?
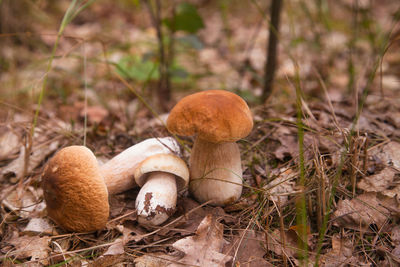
[167,90,253,206]
[134,153,189,225]
[42,137,180,232]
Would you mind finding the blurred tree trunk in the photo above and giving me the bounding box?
[262,0,283,103]
[0,0,39,40]
[0,0,25,35]
[143,0,172,112]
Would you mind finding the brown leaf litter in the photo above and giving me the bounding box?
[358,141,400,199]
[133,214,233,267]
[224,229,270,267]
[171,214,232,267]
[332,192,396,231]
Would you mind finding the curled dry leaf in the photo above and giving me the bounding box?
[332,192,395,230]
[171,214,232,267]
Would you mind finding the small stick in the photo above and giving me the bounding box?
[362,134,369,175]
[278,197,288,267]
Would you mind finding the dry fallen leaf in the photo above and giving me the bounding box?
[357,167,400,199]
[134,253,179,267]
[1,140,59,181]
[0,128,20,161]
[23,217,55,235]
[391,226,400,260]
[267,227,314,266]
[272,128,298,161]
[103,237,125,256]
[357,142,400,198]
[225,229,270,267]
[171,214,232,267]
[264,168,298,206]
[320,234,359,267]
[372,142,400,169]
[332,192,395,230]
[7,235,51,264]
[172,197,236,236]
[1,186,45,218]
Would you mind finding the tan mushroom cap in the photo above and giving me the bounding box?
[42,146,109,232]
[166,90,253,143]
[134,153,189,191]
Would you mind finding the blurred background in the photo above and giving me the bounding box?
[1,0,399,126]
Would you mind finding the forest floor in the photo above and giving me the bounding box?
[1,0,400,266]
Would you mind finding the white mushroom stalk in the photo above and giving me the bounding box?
[134,153,189,225]
[189,138,242,206]
[101,137,180,194]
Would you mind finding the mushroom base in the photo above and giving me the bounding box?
[189,138,243,206]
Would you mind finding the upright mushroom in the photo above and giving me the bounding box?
[42,137,180,232]
[167,90,253,206]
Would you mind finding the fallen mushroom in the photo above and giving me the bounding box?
[134,153,189,225]
[167,90,253,206]
[42,137,180,232]
[101,137,180,195]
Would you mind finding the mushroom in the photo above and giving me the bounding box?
[42,137,180,232]
[166,90,253,206]
[42,146,109,232]
[101,137,180,195]
[134,153,189,225]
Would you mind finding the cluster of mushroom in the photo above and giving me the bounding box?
[42,137,189,232]
[42,90,253,232]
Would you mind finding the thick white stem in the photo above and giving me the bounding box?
[189,138,243,206]
[100,137,180,195]
[135,172,177,225]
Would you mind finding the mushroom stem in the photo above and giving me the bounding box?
[101,137,180,194]
[189,137,243,206]
[136,171,177,225]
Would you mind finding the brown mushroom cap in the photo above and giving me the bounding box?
[42,146,109,232]
[166,90,253,143]
[134,153,189,191]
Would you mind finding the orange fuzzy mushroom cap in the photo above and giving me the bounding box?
[167,90,253,143]
[42,146,109,232]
